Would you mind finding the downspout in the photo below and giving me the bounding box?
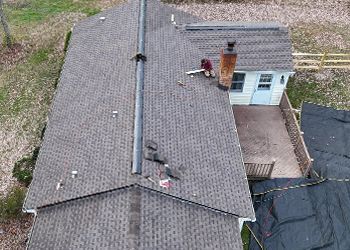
[22,190,37,250]
[132,0,147,174]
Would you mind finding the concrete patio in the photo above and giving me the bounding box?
[233,105,302,178]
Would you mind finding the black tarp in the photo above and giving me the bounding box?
[248,103,350,250]
[301,103,350,178]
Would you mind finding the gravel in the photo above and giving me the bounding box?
[173,0,350,26]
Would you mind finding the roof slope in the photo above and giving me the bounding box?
[25,0,140,208]
[28,186,242,250]
[181,21,293,71]
[25,0,254,218]
[138,0,253,216]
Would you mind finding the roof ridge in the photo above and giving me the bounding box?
[36,182,242,217]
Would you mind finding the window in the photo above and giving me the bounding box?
[231,73,245,92]
[258,74,273,90]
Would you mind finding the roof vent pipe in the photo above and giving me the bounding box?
[171,14,176,25]
[132,0,147,174]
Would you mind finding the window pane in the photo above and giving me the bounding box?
[231,73,245,92]
[233,82,243,90]
[259,74,273,83]
[258,83,271,90]
[233,73,245,82]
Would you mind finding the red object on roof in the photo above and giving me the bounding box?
[201,58,213,71]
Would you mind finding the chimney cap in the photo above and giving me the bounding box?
[228,40,236,47]
[227,40,236,51]
[224,40,237,54]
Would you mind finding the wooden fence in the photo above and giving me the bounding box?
[279,91,313,176]
[293,52,350,70]
[244,161,275,181]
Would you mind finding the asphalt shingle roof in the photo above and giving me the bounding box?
[181,21,293,71]
[25,0,140,209]
[139,0,253,216]
[22,0,295,248]
[25,0,254,217]
[28,186,242,250]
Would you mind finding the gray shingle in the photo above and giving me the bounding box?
[24,0,262,248]
[28,189,132,250]
[139,188,242,250]
[28,186,243,250]
[181,22,293,71]
[25,0,254,219]
[138,0,253,218]
[25,0,140,208]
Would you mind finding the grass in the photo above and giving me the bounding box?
[28,48,50,64]
[241,224,250,250]
[0,50,63,119]
[0,186,26,220]
[5,0,100,25]
[12,147,40,187]
[288,23,350,110]
[0,88,8,104]
[287,71,350,110]
[291,24,350,53]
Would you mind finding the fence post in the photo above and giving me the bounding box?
[318,51,327,71]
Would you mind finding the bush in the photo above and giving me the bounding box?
[0,186,26,220]
[64,31,72,53]
[12,147,40,187]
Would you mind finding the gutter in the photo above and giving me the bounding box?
[22,184,37,250]
[132,0,147,174]
[24,211,37,250]
[239,217,256,231]
[229,106,256,221]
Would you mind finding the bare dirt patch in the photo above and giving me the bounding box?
[0,43,27,68]
[94,0,125,10]
[173,0,349,26]
[0,215,33,250]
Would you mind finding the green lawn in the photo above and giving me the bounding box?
[0,0,122,132]
[241,224,251,250]
[288,23,350,110]
[5,0,100,24]
[287,70,349,110]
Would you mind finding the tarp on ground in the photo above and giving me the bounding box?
[301,102,350,177]
[248,103,350,250]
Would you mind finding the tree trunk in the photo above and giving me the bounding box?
[0,0,11,48]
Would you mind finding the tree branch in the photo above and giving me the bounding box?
[0,0,12,48]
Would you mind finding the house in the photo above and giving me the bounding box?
[23,0,258,249]
[181,21,294,105]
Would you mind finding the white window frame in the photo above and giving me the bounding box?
[231,73,246,92]
[257,74,273,90]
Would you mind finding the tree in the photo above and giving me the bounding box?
[0,0,11,48]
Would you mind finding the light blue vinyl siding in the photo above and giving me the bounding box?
[229,71,292,105]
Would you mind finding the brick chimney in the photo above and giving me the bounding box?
[218,41,237,90]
